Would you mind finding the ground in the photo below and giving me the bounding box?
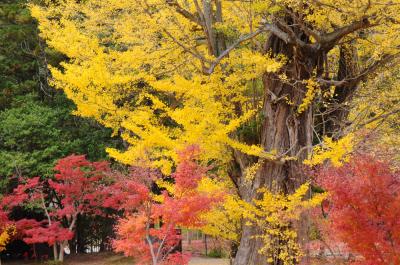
[3,253,229,265]
[189,257,229,265]
[2,253,347,265]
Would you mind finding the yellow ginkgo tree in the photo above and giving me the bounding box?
[31,0,400,264]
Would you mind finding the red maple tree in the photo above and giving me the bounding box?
[113,145,222,265]
[0,155,111,262]
[316,155,400,265]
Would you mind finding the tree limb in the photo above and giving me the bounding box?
[317,52,400,87]
[319,17,374,48]
[283,7,323,43]
[204,28,267,74]
[353,108,400,131]
[275,17,308,48]
[166,0,201,25]
[163,29,211,64]
[204,23,290,74]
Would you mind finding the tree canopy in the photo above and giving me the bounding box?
[30,0,400,173]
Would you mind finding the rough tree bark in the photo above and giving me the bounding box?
[231,23,374,265]
[232,29,321,265]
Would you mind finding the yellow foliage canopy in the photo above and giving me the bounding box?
[30,0,285,173]
[30,0,400,173]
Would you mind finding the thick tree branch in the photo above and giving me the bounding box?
[202,0,217,56]
[283,7,323,43]
[275,17,308,48]
[317,53,400,87]
[166,0,201,25]
[263,23,292,44]
[319,17,374,48]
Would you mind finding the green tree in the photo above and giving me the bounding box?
[0,0,38,109]
[0,0,119,186]
[0,94,117,179]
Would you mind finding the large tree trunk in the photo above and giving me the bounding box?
[233,33,320,265]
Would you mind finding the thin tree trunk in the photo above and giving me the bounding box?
[40,192,59,262]
[33,243,37,261]
[59,242,65,262]
[53,244,58,261]
[204,234,208,256]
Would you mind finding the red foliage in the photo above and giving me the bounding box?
[152,146,216,228]
[0,149,219,263]
[113,145,222,265]
[22,221,74,246]
[0,177,42,244]
[316,155,400,265]
[50,154,111,217]
[113,213,157,265]
[0,155,111,248]
[1,177,41,209]
[100,167,156,211]
[173,145,205,190]
[0,206,12,240]
[0,211,9,228]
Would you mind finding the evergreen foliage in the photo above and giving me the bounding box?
[0,0,118,187]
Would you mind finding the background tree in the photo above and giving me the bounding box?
[316,155,400,265]
[31,1,400,264]
[0,0,119,187]
[0,155,112,262]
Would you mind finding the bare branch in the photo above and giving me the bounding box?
[143,0,211,70]
[354,108,400,130]
[310,0,347,14]
[163,29,211,64]
[192,0,205,22]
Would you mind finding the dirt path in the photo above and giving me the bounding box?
[189,257,229,265]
